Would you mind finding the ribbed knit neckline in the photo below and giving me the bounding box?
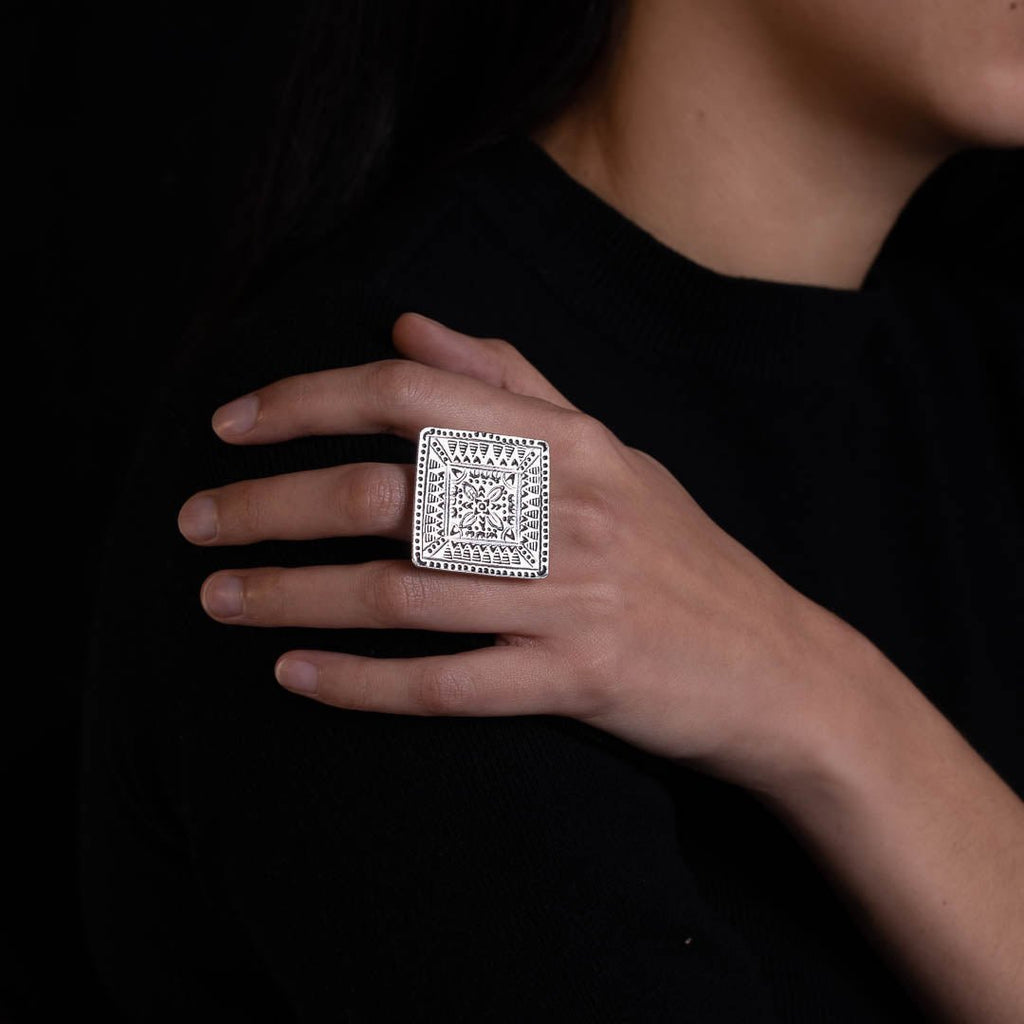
[452,133,892,383]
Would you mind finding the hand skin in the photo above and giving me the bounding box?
[178,312,1024,1022]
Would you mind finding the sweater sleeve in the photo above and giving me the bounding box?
[80,272,777,1023]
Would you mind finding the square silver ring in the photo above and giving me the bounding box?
[411,426,550,578]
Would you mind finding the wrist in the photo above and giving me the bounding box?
[741,600,918,811]
[753,604,949,830]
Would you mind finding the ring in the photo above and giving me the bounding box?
[411,426,550,578]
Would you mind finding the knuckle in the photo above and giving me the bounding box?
[627,445,672,480]
[417,664,475,715]
[242,568,287,624]
[276,373,319,428]
[345,464,406,530]
[570,632,623,716]
[366,563,430,624]
[235,482,265,536]
[561,412,616,460]
[349,666,376,713]
[369,359,431,415]
[574,579,623,621]
[475,337,522,391]
[483,336,517,361]
[563,485,619,549]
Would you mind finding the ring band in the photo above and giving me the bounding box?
[411,426,550,578]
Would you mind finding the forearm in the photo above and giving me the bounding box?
[761,625,1024,1023]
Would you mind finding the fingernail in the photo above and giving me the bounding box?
[202,575,243,618]
[212,394,259,436]
[178,495,218,543]
[276,658,319,695]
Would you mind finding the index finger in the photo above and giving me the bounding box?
[211,359,567,445]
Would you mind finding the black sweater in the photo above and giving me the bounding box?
[81,135,1024,1022]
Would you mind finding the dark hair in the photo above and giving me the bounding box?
[205,0,624,319]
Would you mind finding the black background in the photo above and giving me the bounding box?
[11,2,1022,1019]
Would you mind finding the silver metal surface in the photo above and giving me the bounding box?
[412,427,550,578]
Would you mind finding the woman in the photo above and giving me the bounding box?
[82,1,1024,1020]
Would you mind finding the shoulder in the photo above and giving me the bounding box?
[171,146,514,411]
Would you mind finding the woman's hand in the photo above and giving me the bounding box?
[178,313,1024,1021]
[178,312,866,786]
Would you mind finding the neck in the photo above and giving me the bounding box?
[532,0,961,291]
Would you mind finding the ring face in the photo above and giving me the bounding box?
[412,427,550,578]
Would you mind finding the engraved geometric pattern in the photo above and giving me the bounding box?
[412,427,550,578]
